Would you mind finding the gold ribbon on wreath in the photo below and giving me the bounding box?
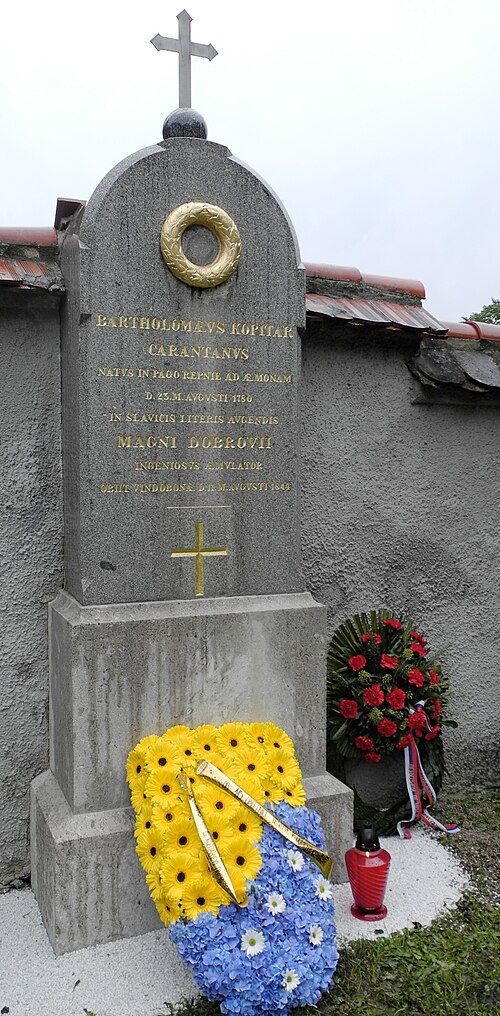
[178,759,333,907]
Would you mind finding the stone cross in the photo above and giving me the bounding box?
[170,521,228,597]
[151,9,218,109]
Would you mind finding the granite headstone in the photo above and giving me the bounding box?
[31,119,352,955]
[62,136,304,606]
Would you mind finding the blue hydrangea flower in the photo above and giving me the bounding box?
[169,803,339,1015]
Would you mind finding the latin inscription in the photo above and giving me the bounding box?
[96,314,294,339]
[94,314,295,500]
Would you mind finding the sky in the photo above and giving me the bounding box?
[2,0,500,322]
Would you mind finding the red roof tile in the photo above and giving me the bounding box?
[0,227,57,247]
[306,292,445,334]
[304,262,425,299]
[0,258,62,290]
[441,320,500,344]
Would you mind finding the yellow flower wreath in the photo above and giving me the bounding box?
[127,721,304,924]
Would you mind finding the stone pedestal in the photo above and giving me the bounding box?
[31,590,353,954]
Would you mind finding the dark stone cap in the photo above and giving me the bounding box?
[162,108,208,140]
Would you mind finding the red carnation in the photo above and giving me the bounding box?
[408,668,425,688]
[386,688,406,710]
[377,717,397,737]
[362,684,385,706]
[348,654,367,672]
[396,734,412,749]
[409,631,425,644]
[380,653,398,670]
[340,699,359,718]
[365,752,381,763]
[431,699,442,718]
[408,711,427,733]
[411,642,426,657]
[355,735,374,751]
[429,669,439,686]
[361,632,382,645]
[425,724,441,741]
[384,619,402,630]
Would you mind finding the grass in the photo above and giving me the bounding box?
[165,789,500,1016]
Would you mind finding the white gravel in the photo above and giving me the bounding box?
[0,826,468,1016]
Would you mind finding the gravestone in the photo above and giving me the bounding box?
[31,13,352,955]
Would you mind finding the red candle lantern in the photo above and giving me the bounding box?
[345,825,391,921]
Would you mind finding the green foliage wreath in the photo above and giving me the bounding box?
[326,609,455,835]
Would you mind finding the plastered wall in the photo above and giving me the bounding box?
[0,297,63,885]
[301,322,500,789]
[0,307,498,887]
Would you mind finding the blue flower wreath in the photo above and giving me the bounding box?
[169,802,339,1015]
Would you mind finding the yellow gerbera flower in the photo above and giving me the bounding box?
[160,852,203,901]
[145,765,180,807]
[146,867,165,902]
[145,733,183,774]
[181,879,226,921]
[126,748,149,790]
[194,805,233,846]
[223,835,262,894]
[134,798,154,839]
[265,723,295,755]
[245,721,273,751]
[152,801,184,835]
[196,780,240,822]
[192,724,219,758]
[230,806,263,844]
[126,733,160,787]
[130,784,149,813]
[282,782,306,807]
[162,724,198,764]
[135,733,160,755]
[229,745,270,785]
[155,896,182,926]
[215,721,251,756]
[168,816,202,859]
[268,747,302,791]
[136,826,165,874]
[260,775,285,806]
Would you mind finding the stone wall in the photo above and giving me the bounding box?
[301,321,500,789]
[1,305,498,887]
[0,295,63,885]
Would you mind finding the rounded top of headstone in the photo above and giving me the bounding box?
[162,108,208,140]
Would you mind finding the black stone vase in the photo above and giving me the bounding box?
[327,743,444,836]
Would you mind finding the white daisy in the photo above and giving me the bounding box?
[282,968,301,993]
[309,923,324,946]
[287,849,305,872]
[314,875,334,901]
[265,892,286,915]
[241,928,265,957]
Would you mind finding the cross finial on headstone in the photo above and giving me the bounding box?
[151,9,218,109]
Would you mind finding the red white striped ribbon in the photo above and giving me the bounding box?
[397,705,459,839]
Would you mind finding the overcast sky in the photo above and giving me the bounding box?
[2,0,500,321]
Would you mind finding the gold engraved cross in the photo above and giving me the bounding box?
[170,521,228,597]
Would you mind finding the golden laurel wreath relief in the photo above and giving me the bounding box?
[160,201,241,288]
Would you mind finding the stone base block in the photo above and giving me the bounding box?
[303,772,353,883]
[49,590,332,814]
[31,768,352,955]
[31,770,162,955]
